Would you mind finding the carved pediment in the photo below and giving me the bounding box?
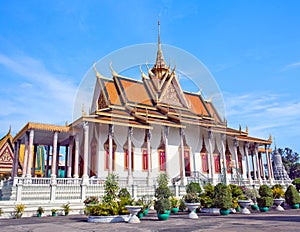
[98,91,108,109]
[0,146,13,163]
[161,82,183,107]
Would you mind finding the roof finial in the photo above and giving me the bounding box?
[154,19,166,69]
[158,19,161,50]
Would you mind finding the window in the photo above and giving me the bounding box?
[214,154,221,173]
[201,153,209,173]
[104,137,116,171]
[159,150,166,171]
[142,150,148,171]
[238,154,243,174]
[184,150,191,176]
[226,154,231,174]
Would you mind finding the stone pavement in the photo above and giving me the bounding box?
[0,209,299,232]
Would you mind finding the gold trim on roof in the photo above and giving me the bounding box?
[13,122,69,142]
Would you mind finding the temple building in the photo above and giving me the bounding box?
[8,22,277,190]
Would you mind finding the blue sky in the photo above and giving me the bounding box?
[1,1,300,152]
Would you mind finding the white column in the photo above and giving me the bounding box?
[164,126,169,177]
[51,131,58,178]
[208,130,214,181]
[26,129,34,178]
[147,129,152,185]
[67,137,73,178]
[12,140,20,178]
[83,122,89,180]
[233,138,239,170]
[254,144,261,182]
[108,124,114,174]
[269,147,275,180]
[180,128,186,185]
[259,152,266,180]
[265,145,274,184]
[221,134,227,184]
[251,148,257,180]
[244,142,252,184]
[22,133,29,177]
[45,145,50,177]
[64,145,69,178]
[73,134,79,178]
[127,127,133,185]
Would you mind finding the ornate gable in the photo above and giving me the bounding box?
[0,145,13,164]
[0,130,14,175]
[160,81,182,106]
[98,91,108,110]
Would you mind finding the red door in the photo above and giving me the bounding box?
[184,150,191,176]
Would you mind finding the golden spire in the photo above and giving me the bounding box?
[154,19,166,69]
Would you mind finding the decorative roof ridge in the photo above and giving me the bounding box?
[114,74,144,83]
[93,62,110,80]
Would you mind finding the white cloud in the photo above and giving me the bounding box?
[286,61,300,68]
[0,53,78,135]
[224,91,300,151]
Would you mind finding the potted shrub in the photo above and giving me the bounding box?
[237,187,253,214]
[36,206,44,217]
[84,196,100,206]
[62,203,70,216]
[135,198,146,219]
[285,185,300,209]
[272,184,285,211]
[118,188,133,216]
[154,173,172,221]
[214,183,232,215]
[184,182,201,218]
[143,197,152,215]
[51,208,57,216]
[170,197,179,213]
[14,204,26,218]
[257,185,273,212]
[154,198,171,220]
[186,182,202,196]
[243,187,259,210]
[179,198,186,212]
[200,183,215,213]
[184,192,200,219]
[86,174,132,223]
[229,184,244,212]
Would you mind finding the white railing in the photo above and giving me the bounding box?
[56,178,82,185]
[88,178,105,185]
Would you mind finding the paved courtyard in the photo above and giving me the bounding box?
[0,209,299,232]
